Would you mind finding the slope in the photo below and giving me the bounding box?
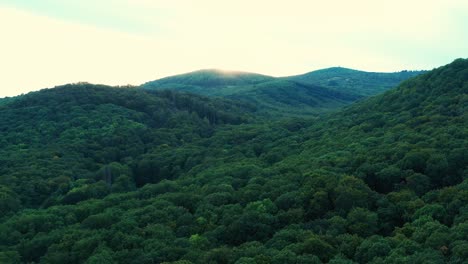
[0,96,17,106]
[287,66,426,96]
[0,59,466,263]
[143,70,362,117]
[225,80,362,117]
[142,69,275,94]
[0,83,254,209]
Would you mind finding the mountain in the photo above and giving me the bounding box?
[142,67,424,117]
[278,58,467,189]
[0,83,253,208]
[0,96,17,106]
[142,69,275,94]
[143,69,362,117]
[0,59,466,263]
[225,80,361,117]
[286,67,426,96]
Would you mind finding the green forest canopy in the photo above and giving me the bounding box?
[285,67,426,96]
[142,67,424,117]
[0,59,466,263]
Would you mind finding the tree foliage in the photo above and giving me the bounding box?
[0,59,466,263]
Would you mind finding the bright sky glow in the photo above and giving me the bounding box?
[0,0,467,97]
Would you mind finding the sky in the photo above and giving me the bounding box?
[0,0,467,97]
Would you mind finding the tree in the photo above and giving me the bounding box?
[347,207,378,237]
[354,236,392,263]
[412,204,447,223]
[406,173,432,196]
[0,185,20,216]
[401,152,428,174]
[0,251,21,264]
[375,166,403,193]
[301,235,336,262]
[425,154,449,185]
[85,247,115,264]
[334,176,374,213]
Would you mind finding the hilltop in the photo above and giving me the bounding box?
[286,67,426,96]
[142,69,275,92]
[142,67,424,117]
[142,69,363,117]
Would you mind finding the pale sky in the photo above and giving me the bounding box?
[0,0,467,97]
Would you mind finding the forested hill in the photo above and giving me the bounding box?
[142,70,362,117]
[276,58,467,193]
[0,84,254,208]
[222,80,362,117]
[142,69,275,91]
[0,96,17,106]
[286,67,426,96]
[142,67,424,117]
[0,59,466,263]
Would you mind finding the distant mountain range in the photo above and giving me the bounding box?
[142,67,426,117]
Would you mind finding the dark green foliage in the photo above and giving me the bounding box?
[0,59,467,263]
[346,208,378,237]
[0,84,253,209]
[142,69,363,117]
[0,96,18,106]
[225,80,362,117]
[143,69,274,89]
[287,67,426,96]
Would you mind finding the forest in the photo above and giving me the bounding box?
[141,68,424,117]
[0,59,466,263]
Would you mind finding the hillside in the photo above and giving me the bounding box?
[287,67,426,96]
[0,96,17,106]
[225,80,361,117]
[0,83,253,209]
[142,69,275,93]
[0,59,466,263]
[143,70,362,117]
